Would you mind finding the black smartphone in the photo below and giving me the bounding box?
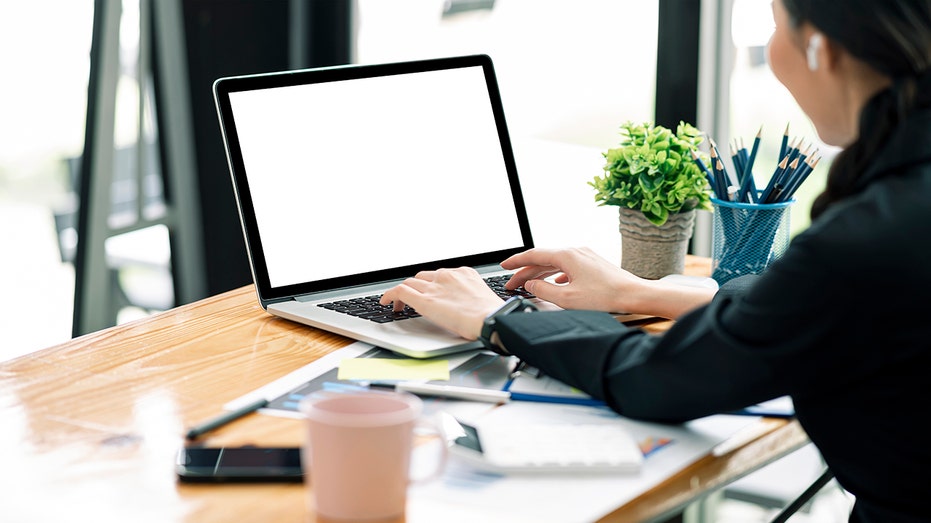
[175,446,304,483]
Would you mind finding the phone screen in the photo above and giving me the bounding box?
[176,446,304,483]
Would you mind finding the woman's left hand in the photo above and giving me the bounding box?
[379,267,504,340]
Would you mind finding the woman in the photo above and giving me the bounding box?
[381,1,931,521]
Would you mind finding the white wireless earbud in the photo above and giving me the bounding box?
[807,33,823,71]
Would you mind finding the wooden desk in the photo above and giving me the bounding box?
[0,256,808,522]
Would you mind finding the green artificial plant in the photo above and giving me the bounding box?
[591,120,712,226]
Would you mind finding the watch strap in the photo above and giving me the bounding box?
[479,296,538,353]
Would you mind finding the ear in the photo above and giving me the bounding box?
[806,33,823,71]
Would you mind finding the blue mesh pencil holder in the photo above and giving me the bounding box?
[711,196,793,285]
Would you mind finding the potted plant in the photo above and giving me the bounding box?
[590,120,712,279]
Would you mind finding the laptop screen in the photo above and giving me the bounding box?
[214,55,534,302]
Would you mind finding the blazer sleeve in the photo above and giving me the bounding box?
[494,300,788,423]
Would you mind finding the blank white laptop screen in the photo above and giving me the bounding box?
[226,65,525,289]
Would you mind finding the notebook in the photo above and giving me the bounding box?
[213,54,548,358]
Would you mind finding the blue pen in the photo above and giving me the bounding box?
[502,362,605,407]
[508,392,607,407]
[728,407,795,419]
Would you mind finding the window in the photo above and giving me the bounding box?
[728,0,837,235]
[356,0,660,150]
[0,2,94,361]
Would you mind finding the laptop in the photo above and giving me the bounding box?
[213,54,547,358]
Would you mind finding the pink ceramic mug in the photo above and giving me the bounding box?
[299,390,445,521]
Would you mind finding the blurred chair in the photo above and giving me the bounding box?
[767,467,836,523]
[72,0,205,336]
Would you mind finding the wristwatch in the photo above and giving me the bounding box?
[478,296,538,354]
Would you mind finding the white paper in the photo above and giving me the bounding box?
[408,402,757,522]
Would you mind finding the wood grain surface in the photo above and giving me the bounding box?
[0,256,807,522]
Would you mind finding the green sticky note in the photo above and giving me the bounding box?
[337,358,450,381]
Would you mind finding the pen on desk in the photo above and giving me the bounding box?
[394,382,511,403]
[185,398,269,440]
[502,358,527,391]
[386,381,604,407]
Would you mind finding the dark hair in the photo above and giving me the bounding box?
[780,0,931,219]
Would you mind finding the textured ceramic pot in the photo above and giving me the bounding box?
[617,207,696,279]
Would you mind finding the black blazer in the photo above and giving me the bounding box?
[496,106,931,522]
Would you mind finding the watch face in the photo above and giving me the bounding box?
[498,296,526,315]
[480,298,536,351]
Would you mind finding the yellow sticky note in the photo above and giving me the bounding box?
[337,358,450,381]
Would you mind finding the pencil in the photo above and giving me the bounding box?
[779,122,790,160]
[710,139,734,193]
[185,398,269,440]
[738,127,762,202]
[730,142,744,180]
[781,154,820,201]
[784,138,802,167]
[709,145,726,198]
[759,155,788,204]
[766,157,799,203]
[738,137,749,176]
[715,159,730,200]
[691,150,719,198]
[779,146,815,199]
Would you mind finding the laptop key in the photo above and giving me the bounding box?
[319,276,530,323]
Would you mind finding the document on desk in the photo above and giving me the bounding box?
[408,403,760,523]
[228,342,765,523]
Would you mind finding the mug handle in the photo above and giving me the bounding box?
[409,418,447,484]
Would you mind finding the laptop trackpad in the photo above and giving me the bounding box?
[381,317,456,337]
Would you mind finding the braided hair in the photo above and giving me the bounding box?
[780,0,931,219]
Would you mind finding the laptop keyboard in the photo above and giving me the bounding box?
[317,275,535,324]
